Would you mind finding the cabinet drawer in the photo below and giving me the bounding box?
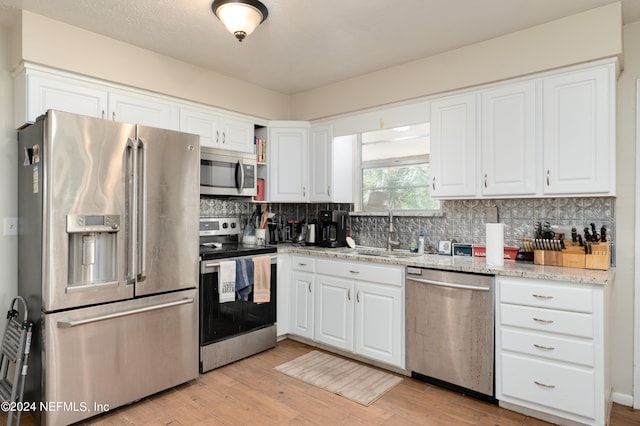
[500,304,593,338]
[291,256,315,272]
[316,259,403,286]
[501,328,594,367]
[499,278,593,313]
[500,353,595,420]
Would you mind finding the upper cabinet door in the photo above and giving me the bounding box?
[309,125,333,202]
[481,81,537,196]
[23,72,108,124]
[430,93,478,198]
[218,116,255,153]
[179,107,220,148]
[268,126,309,202]
[542,65,614,195]
[108,91,179,131]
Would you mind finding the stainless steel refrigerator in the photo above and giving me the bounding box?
[17,110,200,425]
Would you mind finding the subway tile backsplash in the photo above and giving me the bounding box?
[200,197,615,265]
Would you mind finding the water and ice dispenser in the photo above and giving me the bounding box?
[67,214,120,288]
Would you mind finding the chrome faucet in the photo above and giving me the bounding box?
[387,210,400,251]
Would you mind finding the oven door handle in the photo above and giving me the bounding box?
[202,255,277,272]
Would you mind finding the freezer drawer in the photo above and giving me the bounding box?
[42,290,198,425]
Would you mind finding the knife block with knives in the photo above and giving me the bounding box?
[530,223,610,270]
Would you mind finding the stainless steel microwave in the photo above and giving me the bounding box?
[200,147,257,197]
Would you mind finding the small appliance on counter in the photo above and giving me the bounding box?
[319,210,348,248]
[305,220,319,246]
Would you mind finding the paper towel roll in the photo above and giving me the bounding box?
[486,223,504,266]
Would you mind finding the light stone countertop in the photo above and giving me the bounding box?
[277,245,615,286]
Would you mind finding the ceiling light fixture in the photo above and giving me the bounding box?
[211,0,269,42]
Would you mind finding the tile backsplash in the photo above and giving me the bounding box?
[200,197,615,265]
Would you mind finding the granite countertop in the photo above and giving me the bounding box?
[278,245,615,286]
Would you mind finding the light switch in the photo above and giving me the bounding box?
[3,217,17,236]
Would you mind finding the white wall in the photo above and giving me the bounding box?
[13,11,290,121]
[0,25,17,331]
[290,2,623,121]
[612,20,640,402]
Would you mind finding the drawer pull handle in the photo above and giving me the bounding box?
[298,263,307,266]
[308,282,311,293]
[533,317,554,324]
[533,344,555,351]
[532,294,553,300]
[349,270,360,274]
[534,381,556,389]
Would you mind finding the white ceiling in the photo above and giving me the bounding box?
[1,0,639,95]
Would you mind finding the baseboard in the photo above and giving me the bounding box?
[612,392,634,407]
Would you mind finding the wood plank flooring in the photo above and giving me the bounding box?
[4,338,639,425]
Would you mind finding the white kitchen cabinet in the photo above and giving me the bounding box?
[315,258,404,367]
[309,125,333,202]
[481,80,537,196]
[290,256,315,340]
[354,280,403,367]
[495,276,611,425]
[108,91,179,131]
[314,274,354,351]
[180,107,254,152]
[542,64,615,195]
[14,68,180,131]
[14,69,108,127]
[268,124,309,202]
[430,92,478,198]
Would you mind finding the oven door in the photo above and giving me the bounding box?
[200,147,257,196]
[199,254,277,345]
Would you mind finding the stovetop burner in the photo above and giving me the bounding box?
[199,217,276,260]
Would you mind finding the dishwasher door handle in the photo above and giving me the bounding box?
[407,276,490,292]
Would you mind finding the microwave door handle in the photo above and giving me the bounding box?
[125,138,138,285]
[137,138,148,282]
[236,160,245,194]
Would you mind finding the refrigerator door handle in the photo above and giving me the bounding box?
[138,138,148,282]
[56,297,194,328]
[126,138,138,285]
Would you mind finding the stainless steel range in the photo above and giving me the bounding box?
[199,217,277,373]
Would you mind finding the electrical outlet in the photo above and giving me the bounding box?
[4,217,17,236]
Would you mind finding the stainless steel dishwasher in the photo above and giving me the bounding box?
[405,267,496,402]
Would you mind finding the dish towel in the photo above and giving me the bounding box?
[253,256,271,304]
[235,258,254,302]
[219,260,236,303]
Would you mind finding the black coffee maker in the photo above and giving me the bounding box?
[319,210,348,248]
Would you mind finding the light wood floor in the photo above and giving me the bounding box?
[5,339,640,425]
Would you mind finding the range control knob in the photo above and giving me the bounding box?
[222,222,228,229]
[230,222,236,228]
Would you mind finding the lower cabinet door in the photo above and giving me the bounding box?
[354,281,403,367]
[314,275,353,351]
[500,352,596,420]
[290,271,314,339]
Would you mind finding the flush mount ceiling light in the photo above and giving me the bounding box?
[211,0,269,42]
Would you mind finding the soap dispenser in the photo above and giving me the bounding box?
[418,230,425,254]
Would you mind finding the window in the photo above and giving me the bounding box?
[358,123,440,211]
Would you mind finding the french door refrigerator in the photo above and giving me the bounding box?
[17,110,200,425]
